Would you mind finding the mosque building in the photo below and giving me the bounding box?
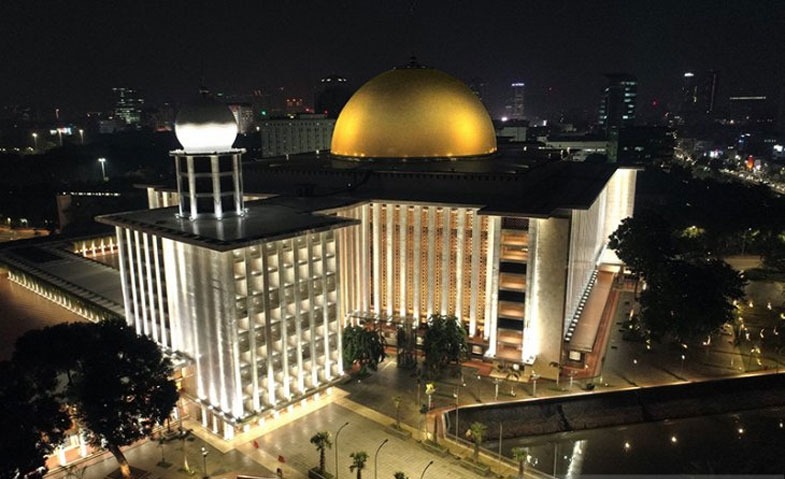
[97,62,636,439]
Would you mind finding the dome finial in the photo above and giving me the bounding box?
[398,55,426,70]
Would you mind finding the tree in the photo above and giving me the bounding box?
[310,431,332,475]
[13,319,179,479]
[640,258,745,341]
[608,210,676,292]
[422,315,468,377]
[348,451,368,479]
[342,325,387,375]
[511,447,529,479]
[467,421,487,463]
[0,361,70,479]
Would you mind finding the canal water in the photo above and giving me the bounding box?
[0,267,86,360]
[492,405,785,475]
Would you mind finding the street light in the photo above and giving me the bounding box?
[200,446,209,479]
[98,157,107,181]
[32,132,38,152]
[419,460,434,479]
[334,421,349,479]
[373,438,388,479]
[79,128,84,144]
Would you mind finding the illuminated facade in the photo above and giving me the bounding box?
[96,67,636,440]
[258,113,335,158]
[98,94,354,439]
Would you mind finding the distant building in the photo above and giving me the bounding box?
[727,95,775,125]
[544,135,609,162]
[146,102,176,132]
[609,126,674,166]
[227,102,255,134]
[112,87,144,127]
[508,82,525,120]
[285,97,306,115]
[258,113,335,158]
[679,71,719,125]
[598,74,637,134]
[469,77,487,103]
[315,75,352,119]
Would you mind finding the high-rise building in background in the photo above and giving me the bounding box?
[508,82,525,120]
[315,74,352,119]
[598,74,637,134]
[112,87,144,127]
[679,71,719,125]
[469,77,487,103]
[227,102,255,134]
[258,113,335,157]
[727,95,775,125]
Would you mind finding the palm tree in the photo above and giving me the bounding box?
[310,431,332,474]
[511,446,529,479]
[349,451,369,479]
[393,472,409,479]
[468,422,487,463]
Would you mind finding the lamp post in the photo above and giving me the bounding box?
[373,438,388,479]
[32,132,38,152]
[79,128,84,145]
[419,460,434,479]
[98,157,107,181]
[200,446,209,479]
[454,386,461,439]
[334,421,349,479]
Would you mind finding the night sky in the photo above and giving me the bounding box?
[2,0,784,119]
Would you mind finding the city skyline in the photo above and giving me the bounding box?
[2,1,784,119]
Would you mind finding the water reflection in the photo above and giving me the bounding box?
[494,406,785,475]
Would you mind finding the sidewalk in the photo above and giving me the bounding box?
[45,281,785,479]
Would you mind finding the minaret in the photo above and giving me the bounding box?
[173,89,245,219]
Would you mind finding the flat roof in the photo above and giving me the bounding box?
[0,241,125,318]
[97,197,359,252]
[242,157,619,217]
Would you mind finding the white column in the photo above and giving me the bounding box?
[385,204,394,318]
[484,216,501,356]
[469,212,481,336]
[440,208,451,315]
[412,205,422,320]
[142,232,155,339]
[427,207,436,317]
[187,156,197,218]
[131,230,144,334]
[372,203,381,314]
[116,227,133,328]
[152,237,167,348]
[399,204,408,317]
[211,155,222,218]
[455,209,465,320]
[361,204,371,312]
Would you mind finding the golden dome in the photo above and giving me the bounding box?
[331,66,497,159]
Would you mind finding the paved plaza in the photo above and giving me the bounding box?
[38,281,785,479]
